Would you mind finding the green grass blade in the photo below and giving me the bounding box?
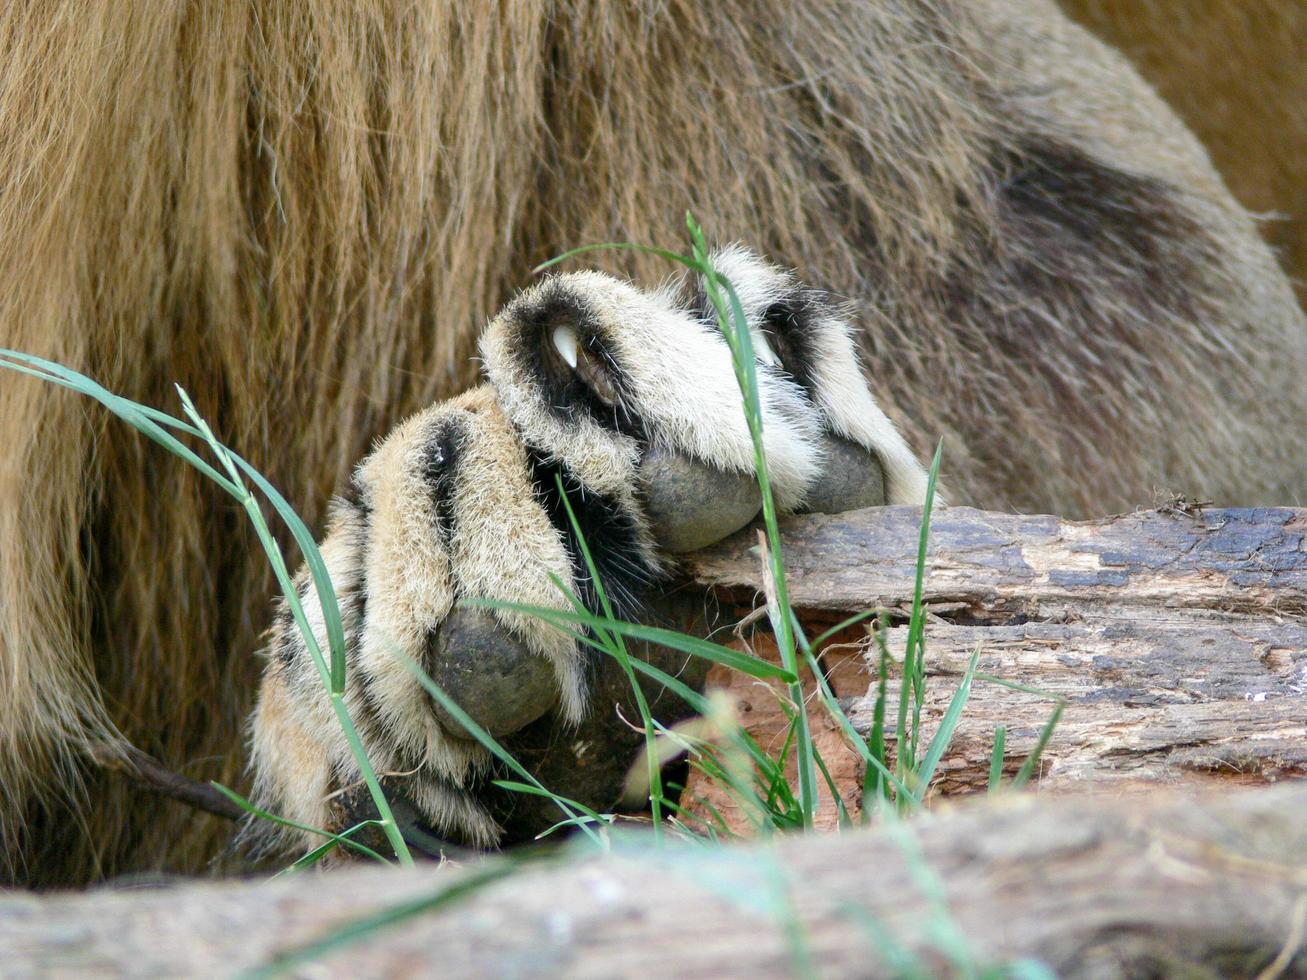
[988,726,1007,795]
[533,814,614,840]
[1010,703,1064,791]
[173,386,410,866]
[881,816,984,975]
[809,609,882,651]
[899,439,943,775]
[28,377,350,695]
[688,216,817,828]
[133,385,350,698]
[276,820,391,876]
[488,780,609,817]
[533,242,696,274]
[391,648,604,843]
[790,613,917,804]
[812,743,853,829]
[835,903,934,980]
[244,857,532,979]
[622,663,781,827]
[1,353,411,866]
[1001,959,1060,980]
[913,648,980,801]
[0,351,239,495]
[467,598,797,682]
[209,783,391,865]
[625,657,713,714]
[226,456,349,694]
[864,625,892,815]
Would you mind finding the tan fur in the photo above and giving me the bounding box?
[247,672,336,842]
[251,386,582,855]
[1,0,1303,884]
[426,388,586,723]
[353,386,582,766]
[1060,0,1307,308]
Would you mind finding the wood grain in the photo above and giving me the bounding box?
[680,506,1307,819]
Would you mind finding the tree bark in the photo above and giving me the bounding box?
[3,785,1305,977]
[678,506,1307,823]
[687,505,1307,620]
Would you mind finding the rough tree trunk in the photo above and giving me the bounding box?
[3,785,1305,977]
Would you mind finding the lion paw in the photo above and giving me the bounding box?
[244,251,927,859]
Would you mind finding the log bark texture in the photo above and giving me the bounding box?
[4,507,1306,976]
[680,506,1307,822]
[2,785,1305,977]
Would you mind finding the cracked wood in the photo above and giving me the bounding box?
[680,506,1307,821]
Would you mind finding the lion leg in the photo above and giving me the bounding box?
[246,387,586,858]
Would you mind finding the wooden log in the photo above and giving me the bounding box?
[679,506,1307,822]
[3,785,1305,977]
[687,505,1307,620]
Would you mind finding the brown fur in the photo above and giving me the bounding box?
[1,0,1304,885]
[1061,0,1307,306]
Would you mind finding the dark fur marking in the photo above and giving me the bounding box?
[757,294,826,398]
[272,602,298,669]
[526,450,662,623]
[421,417,466,544]
[992,139,1205,304]
[937,135,1217,444]
[410,417,467,723]
[514,283,647,440]
[693,271,829,398]
[339,476,372,517]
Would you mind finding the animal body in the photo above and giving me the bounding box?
[1060,1,1307,309]
[1,1,1304,885]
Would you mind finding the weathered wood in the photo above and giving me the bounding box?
[846,621,1307,793]
[3,785,1305,977]
[688,505,1307,619]
[5,507,1304,976]
[680,506,1307,817]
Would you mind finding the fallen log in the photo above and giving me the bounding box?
[3,785,1305,977]
[5,507,1305,975]
[688,504,1307,620]
[680,506,1307,823]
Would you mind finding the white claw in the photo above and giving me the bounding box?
[552,324,579,369]
[751,327,780,366]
